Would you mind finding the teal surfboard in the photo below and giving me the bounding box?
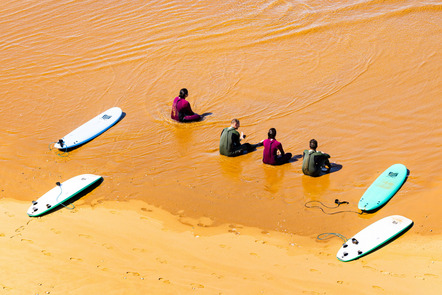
[358,164,407,211]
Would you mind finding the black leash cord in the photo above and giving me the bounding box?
[49,142,69,157]
[305,200,363,215]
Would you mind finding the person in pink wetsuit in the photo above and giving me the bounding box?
[262,128,292,165]
[171,88,202,123]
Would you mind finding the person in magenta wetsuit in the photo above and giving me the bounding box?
[171,88,202,123]
[262,128,292,165]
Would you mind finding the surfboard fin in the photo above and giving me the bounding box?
[32,200,38,205]
[46,204,52,209]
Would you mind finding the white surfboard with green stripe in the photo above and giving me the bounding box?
[27,174,102,217]
[337,215,413,262]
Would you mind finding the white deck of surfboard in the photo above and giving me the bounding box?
[54,107,122,149]
[27,174,102,217]
[336,215,413,262]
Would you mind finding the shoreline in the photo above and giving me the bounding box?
[0,1,440,294]
[1,198,440,294]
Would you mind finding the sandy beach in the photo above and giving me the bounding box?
[0,0,441,293]
[0,198,440,294]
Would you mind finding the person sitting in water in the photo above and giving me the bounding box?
[219,119,262,157]
[171,88,202,123]
[302,139,332,176]
[262,128,292,165]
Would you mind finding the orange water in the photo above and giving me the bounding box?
[0,0,441,235]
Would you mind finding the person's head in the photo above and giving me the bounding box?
[309,139,318,150]
[179,88,188,98]
[268,128,276,139]
[231,118,240,129]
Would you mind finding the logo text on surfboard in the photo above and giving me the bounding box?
[388,172,398,178]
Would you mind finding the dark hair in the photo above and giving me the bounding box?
[231,118,240,125]
[268,128,276,139]
[179,88,188,98]
[309,139,318,150]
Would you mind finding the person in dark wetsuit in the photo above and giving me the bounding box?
[262,128,292,165]
[171,88,202,122]
[219,119,261,157]
[302,139,332,177]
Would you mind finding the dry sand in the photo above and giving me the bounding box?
[0,198,440,294]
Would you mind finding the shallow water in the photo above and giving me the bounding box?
[0,0,441,235]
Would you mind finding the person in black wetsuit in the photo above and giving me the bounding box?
[219,119,261,157]
[302,139,332,176]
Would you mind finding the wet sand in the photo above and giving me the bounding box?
[0,198,441,294]
[0,0,441,293]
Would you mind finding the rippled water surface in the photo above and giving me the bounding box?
[0,0,441,234]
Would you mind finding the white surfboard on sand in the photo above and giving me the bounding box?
[27,174,102,217]
[337,215,413,262]
[54,107,123,150]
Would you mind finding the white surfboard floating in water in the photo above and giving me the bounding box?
[27,174,102,217]
[336,215,413,262]
[54,107,123,150]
